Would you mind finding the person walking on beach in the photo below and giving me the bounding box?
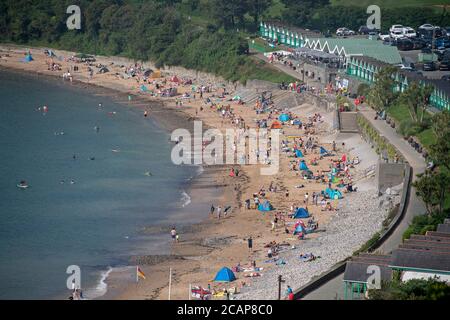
[285,285,293,297]
[247,236,253,252]
[217,205,222,219]
[304,192,309,205]
[170,227,177,242]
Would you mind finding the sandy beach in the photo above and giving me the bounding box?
[0,45,401,300]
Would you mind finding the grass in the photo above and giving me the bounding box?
[386,103,411,123]
[246,57,297,83]
[248,38,278,53]
[416,128,437,148]
[386,103,437,148]
[330,0,449,8]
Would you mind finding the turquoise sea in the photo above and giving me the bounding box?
[0,70,198,299]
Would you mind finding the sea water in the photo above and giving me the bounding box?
[0,71,197,299]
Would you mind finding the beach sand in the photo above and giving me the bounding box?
[0,45,393,300]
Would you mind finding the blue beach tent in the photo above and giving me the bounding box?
[214,267,236,282]
[279,114,290,122]
[22,54,33,62]
[293,119,302,126]
[320,147,329,156]
[325,188,343,200]
[258,200,274,212]
[295,149,303,158]
[293,207,310,219]
[299,161,309,171]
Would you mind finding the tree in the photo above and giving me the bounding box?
[367,66,398,111]
[429,110,450,171]
[209,0,247,29]
[369,278,450,300]
[413,171,449,215]
[400,81,434,125]
[246,0,272,24]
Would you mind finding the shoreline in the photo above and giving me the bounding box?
[0,45,395,300]
[0,53,238,300]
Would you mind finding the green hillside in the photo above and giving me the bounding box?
[330,0,450,7]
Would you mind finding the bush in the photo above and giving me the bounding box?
[402,210,449,241]
[357,83,370,97]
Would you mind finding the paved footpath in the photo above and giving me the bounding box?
[303,105,426,300]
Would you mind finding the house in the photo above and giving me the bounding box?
[343,220,450,299]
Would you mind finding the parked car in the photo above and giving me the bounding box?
[411,38,426,49]
[359,25,380,34]
[378,33,391,41]
[423,61,436,71]
[397,38,414,51]
[402,27,417,38]
[383,38,397,46]
[446,27,450,37]
[435,37,450,48]
[336,27,355,36]
[390,24,404,33]
[390,30,405,40]
[395,64,415,71]
[442,49,450,61]
[418,24,436,31]
[442,74,450,81]
[439,60,450,70]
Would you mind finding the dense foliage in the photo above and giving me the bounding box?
[0,0,296,83]
[369,278,450,300]
[276,0,450,32]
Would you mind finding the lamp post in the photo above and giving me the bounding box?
[278,275,285,300]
